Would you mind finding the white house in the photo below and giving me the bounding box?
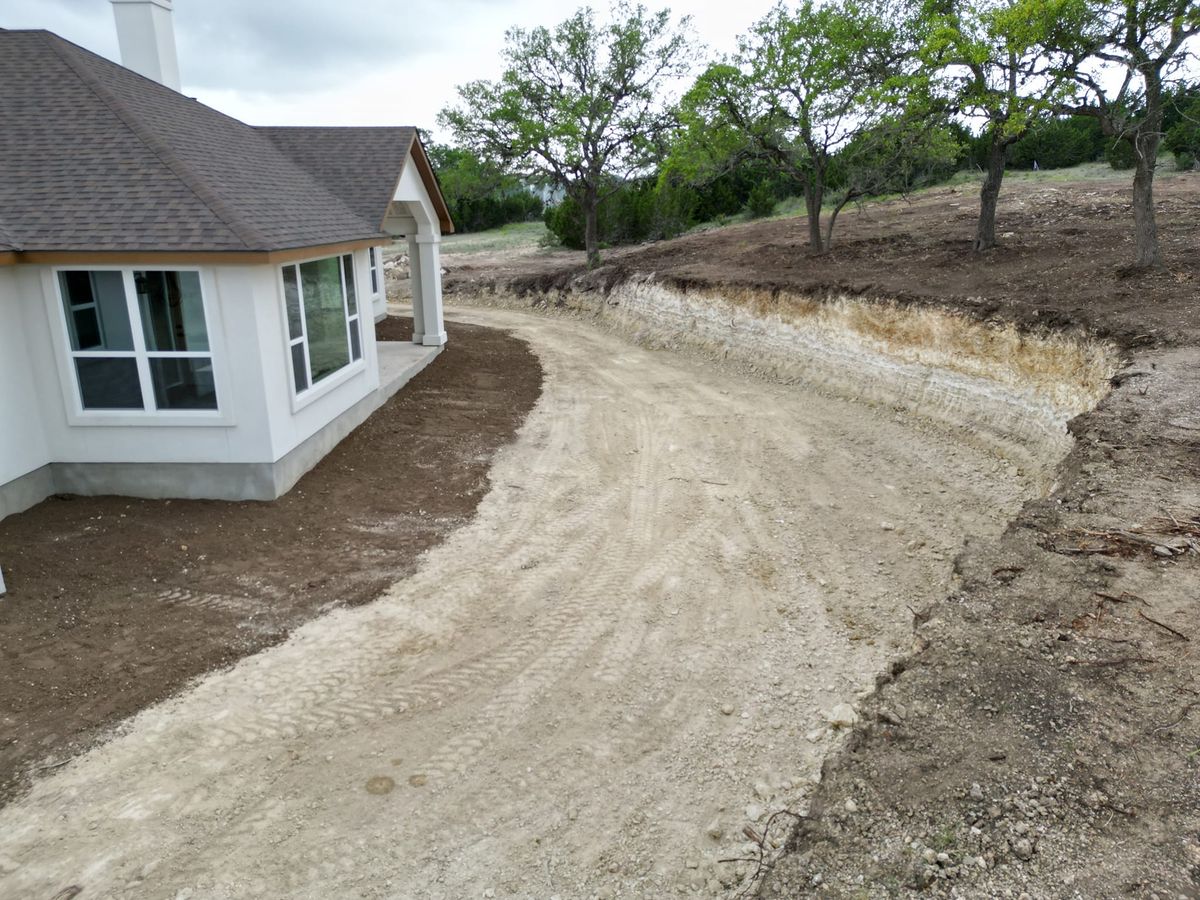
[0,1,455,522]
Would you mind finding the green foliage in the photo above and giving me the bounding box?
[745,181,777,218]
[922,0,1094,142]
[1164,91,1200,169]
[671,0,926,250]
[826,111,965,201]
[1105,138,1136,170]
[426,144,543,233]
[438,2,696,264]
[1008,116,1105,169]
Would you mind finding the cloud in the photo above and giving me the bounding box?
[2,0,777,130]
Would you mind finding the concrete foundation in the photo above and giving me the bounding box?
[0,343,441,518]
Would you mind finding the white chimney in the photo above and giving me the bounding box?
[110,0,181,91]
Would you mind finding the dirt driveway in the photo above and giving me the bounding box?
[0,307,1031,899]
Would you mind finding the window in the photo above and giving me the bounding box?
[368,247,381,296]
[281,253,362,395]
[58,270,217,412]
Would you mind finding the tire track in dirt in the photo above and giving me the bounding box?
[0,307,1036,900]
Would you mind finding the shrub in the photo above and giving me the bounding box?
[745,180,777,218]
[1105,139,1136,170]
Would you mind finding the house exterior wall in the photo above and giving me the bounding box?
[253,247,381,463]
[0,247,395,518]
[0,268,54,518]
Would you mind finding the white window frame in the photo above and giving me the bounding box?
[279,252,366,412]
[368,246,381,297]
[46,266,233,427]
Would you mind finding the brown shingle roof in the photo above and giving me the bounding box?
[260,127,416,228]
[261,126,455,234]
[0,30,412,253]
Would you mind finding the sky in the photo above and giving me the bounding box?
[2,0,779,139]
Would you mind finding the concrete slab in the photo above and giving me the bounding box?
[377,341,441,400]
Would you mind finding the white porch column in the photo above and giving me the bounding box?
[408,233,447,347]
[406,235,426,342]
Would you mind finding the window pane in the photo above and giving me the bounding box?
[59,271,133,350]
[369,247,379,294]
[298,257,350,384]
[283,266,303,340]
[342,255,357,316]
[75,357,143,409]
[72,307,101,349]
[349,319,362,361]
[136,271,209,352]
[291,342,308,392]
[149,356,217,410]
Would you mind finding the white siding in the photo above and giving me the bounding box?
[0,267,51,486]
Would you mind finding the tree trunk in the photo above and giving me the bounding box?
[583,191,601,269]
[805,182,825,254]
[974,139,1007,252]
[825,194,855,251]
[1130,74,1164,269]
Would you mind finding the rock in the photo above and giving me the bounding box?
[806,727,827,743]
[877,707,903,725]
[936,852,950,866]
[844,798,858,813]
[909,862,936,889]
[705,818,724,840]
[746,803,765,821]
[720,703,736,716]
[754,781,773,800]
[880,521,896,531]
[922,848,937,864]
[969,782,984,801]
[1154,544,1173,557]
[829,703,858,728]
[1011,837,1035,861]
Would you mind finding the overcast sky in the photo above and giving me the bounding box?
[3,0,778,139]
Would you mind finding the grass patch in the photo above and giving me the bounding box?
[441,221,553,256]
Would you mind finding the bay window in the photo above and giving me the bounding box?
[282,253,362,394]
[58,269,217,412]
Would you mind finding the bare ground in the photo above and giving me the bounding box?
[1,170,1198,899]
[440,170,1200,898]
[0,317,541,808]
[0,306,1034,898]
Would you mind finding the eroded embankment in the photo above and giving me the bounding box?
[453,277,1120,491]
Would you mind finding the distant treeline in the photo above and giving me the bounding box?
[433,83,1200,246]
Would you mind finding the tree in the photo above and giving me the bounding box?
[923,0,1094,251]
[425,144,543,233]
[1063,1,1200,268]
[675,0,920,253]
[438,3,695,268]
[822,109,964,242]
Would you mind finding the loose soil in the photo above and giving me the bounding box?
[443,170,1200,898]
[2,170,1199,899]
[0,306,1033,898]
[446,171,1200,350]
[0,317,542,808]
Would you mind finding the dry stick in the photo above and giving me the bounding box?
[1153,700,1200,733]
[1069,655,1155,667]
[1137,609,1190,642]
[716,809,807,900]
[1094,591,1150,607]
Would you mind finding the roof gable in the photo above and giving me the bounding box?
[261,127,455,234]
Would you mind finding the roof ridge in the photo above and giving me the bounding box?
[40,33,269,251]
